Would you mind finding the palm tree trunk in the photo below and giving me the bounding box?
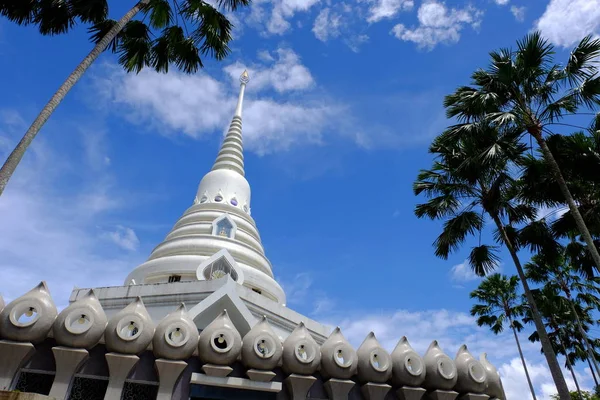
[564,292,600,379]
[511,322,538,400]
[492,214,571,400]
[587,357,598,387]
[553,323,582,399]
[0,0,149,197]
[531,130,600,273]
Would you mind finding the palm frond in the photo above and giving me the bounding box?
[0,0,39,25]
[433,211,484,259]
[565,35,600,84]
[145,0,172,29]
[34,0,75,35]
[69,0,107,23]
[88,19,118,52]
[117,20,152,73]
[468,244,501,276]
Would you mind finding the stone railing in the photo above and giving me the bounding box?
[0,282,506,400]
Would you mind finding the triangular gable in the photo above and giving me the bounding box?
[187,276,256,336]
[195,249,245,284]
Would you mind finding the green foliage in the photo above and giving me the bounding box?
[470,274,525,334]
[1,0,251,74]
[551,390,600,400]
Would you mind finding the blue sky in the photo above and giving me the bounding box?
[1,0,600,398]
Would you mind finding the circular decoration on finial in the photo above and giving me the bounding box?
[198,310,242,365]
[357,332,392,383]
[391,336,426,387]
[230,197,238,206]
[242,316,282,370]
[282,322,320,375]
[54,289,107,349]
[153,304,198,360]
[423,340,457,390]
[0,282,57,344]
[320,327,357,380]
[105,297,154,355]
[454,344,487,394]
[240,70,250,84]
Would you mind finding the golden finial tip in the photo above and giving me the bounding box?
[240,69,250,84]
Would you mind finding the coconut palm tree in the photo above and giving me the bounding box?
[525,248,600,379]
[471,273,537,400]
[0,0,249,196]
[414,123,571,398]
[442,32,600,279]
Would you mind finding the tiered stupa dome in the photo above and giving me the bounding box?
[125,70,285,304]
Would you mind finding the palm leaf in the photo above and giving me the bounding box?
[468,244,500,276]
[34,0,75,35]
[433,211,484,259]
[69,0,107,23]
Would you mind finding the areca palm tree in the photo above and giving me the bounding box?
[471,274,537,400]
[526,249,600,379]
[442,32,600,275]
[0,0,248,196]
[414,123,571,398]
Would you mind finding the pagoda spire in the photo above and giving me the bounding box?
[211,70,249,177]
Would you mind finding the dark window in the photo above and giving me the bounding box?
[191,385,276,400]
[121,381,159,400]
[252,288,262,295]
[68,376,109,400]
[168,275,181,283]
[14,370,55,395]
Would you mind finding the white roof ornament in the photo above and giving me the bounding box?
[0,281,57,344]
[153,303,198,360]
[211,71,249,176]
[53,289,107,349]
[104,297,155,355]
[422,340,457,391]
[455,344,487,394]
[391,336,426,387]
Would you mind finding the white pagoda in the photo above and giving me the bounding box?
[0,72,506,400]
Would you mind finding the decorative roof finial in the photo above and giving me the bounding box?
[233,69,249,118]
[240,69,250,84]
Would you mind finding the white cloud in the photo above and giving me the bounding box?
[103,225,140,251]
[450,260,481,283]
[266,0,321,35]
[535,0,600,47]
[95,50,341,155]
[223,48,314,93]
[500,357,593,400]
[367,0,413,23]
[312,8,343,41]
[0,110,143,308]
[391,0,483,50]
[494,0,509,5]
[345,34,370,53]
[511,5,525,22]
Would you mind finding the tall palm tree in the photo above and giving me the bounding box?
[520,127,600,278]
[0,0,248,196]
[526,286,600,397]
[525,249,600,379]
[414,123,571,398]
[471,273,538,400]
[442,32,600,277]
